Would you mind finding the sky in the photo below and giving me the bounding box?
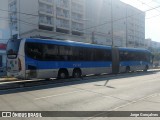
[0,0,160,42]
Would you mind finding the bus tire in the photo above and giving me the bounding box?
[58,69,69,79]
[143,65,148,72]
[73,69,82,78]
[126,66,130,73]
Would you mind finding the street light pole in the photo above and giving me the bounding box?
[92,31,95,44]
[10,18,13,39]
[111,0,114,47]
[126,4,128,47]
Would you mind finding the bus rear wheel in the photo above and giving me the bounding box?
[58,69,68,79]
[73,69,82,78]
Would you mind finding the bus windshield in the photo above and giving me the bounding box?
[7,39,21,58]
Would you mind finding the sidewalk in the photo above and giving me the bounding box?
[118,93,160,111]
[96,93,160,119]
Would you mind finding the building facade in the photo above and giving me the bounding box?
[126,4,145,48]
[8,0,88,42]
[151,41,160,50]
[85,0,145,47]
[8,0,145,47]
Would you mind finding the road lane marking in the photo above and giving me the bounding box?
[86,93,160,120]
[35,90,83,100]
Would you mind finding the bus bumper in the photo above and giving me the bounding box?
[7,72,25,79]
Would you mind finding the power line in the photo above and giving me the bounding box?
[136,0,160,19]
[0,4,160,39]
[152,0,160,5]
[45,4,160,39]
[0,8,38,17]
[145,4,160,12]
[146,13,160,19]
[137,0,160,13]
[0,39,9,40]
[0,4,159,28]
[8,4,159,39]
[0,16,38,27]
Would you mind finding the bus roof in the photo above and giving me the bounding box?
[25,38,112,49]
[25,38,151,53]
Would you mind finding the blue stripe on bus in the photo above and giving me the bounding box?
[37,61,112,69]
[25,57,112,70]
[120,61,151,66]
[25,58,151,70]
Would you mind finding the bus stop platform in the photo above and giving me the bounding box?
[0,77,17,82]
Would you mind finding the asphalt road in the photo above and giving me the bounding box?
[1,70,160,120]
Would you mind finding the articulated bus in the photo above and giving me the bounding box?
[6,38,153,79]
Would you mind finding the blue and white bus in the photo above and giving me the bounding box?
[6,38,153,79]
[118,47,153,73]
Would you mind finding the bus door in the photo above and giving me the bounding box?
[112,47,120,74]
[26,62,38,79]
[25,42,40,79]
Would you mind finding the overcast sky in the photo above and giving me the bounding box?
[0,0,160,42]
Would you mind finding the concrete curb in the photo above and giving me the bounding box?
[0,74,118,90]
[0,78,18,82]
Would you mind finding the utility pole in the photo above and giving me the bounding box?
[111,0,114,47]
[126,4,128,47]
[92,31,95,44]
[10,18,13,39]
[19,0,21,39]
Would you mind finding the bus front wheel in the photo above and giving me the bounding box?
[58,69,69,79]
[73,69,82,78]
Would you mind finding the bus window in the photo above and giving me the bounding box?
[43,44,59,61]
[72,47,83,61]
[25,42,43,60]
[7,39,21,59]
[59,45,72,61]
[84,48,94,61]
